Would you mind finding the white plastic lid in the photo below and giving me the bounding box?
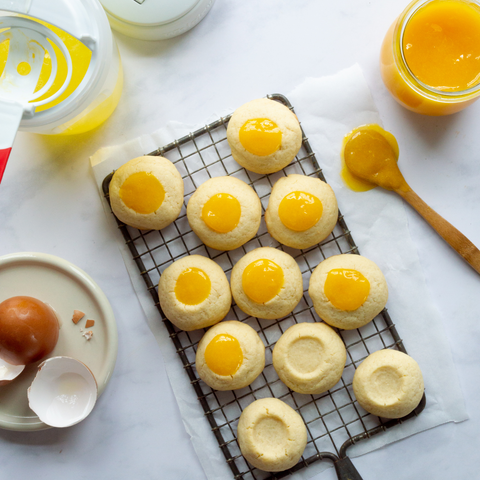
[100,0,201,27]
[0,0,98,45]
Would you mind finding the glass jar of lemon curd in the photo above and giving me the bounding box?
[0,0,123,135]
[380,0,480,115]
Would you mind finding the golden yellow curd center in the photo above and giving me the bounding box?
[239,118,282,156]
[242,259,284,304]
[202,193,241,233]
[324,268,370,311]
[204,334,243,376]
[278,191,323,231]
[342,125,401,192]
[175,267,211,305]
[403,0,480,92]
[119,171,165,214]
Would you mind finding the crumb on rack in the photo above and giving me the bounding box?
[85,319,95,328]
[72,310,85,324]
[82,330,93,341]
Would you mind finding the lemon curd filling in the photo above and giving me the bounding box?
[239,118,282,156]
[278,191,323,231]
[119,171,165,214]
[403,0,480,92]
[204,334,243,376]
[324,268,370,311]
[242,259,284,304]
[342,125,400,192]
[201,193,241,233]
[174,267,211,306]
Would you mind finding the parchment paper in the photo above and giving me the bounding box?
[90,64,467,480]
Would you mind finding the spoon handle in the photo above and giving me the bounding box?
[397,188,480,275]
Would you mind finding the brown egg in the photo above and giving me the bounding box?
[0,296,59,366]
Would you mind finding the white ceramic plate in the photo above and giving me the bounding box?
[0,252,118,431]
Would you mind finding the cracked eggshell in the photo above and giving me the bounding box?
[0,357,25,386]
[27,356,98,428]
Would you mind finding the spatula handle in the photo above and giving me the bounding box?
[397,188,480,275]
[0,102,23,184]
[0,147,12,183]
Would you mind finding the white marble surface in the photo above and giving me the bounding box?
[0,1,479,479]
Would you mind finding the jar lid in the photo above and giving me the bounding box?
[100,0,201,27]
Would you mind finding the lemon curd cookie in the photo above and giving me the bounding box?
[226,98,302,174]
[158,255,231,331]
[186,176,261,251]
[109,156,184,230]
[309,254,388,330]
[195,320,265,391]
[272,322,346,394]
[231,247,303,320]
[265,174,338,249]
[353,349,424,419]
[237,398,307,472]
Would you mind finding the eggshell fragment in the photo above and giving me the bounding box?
[72,310,85,324]
[85,319,95,328]
[28,356,98,428]
[0,357,25,386]
[82,331,93,341]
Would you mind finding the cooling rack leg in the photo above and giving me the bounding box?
[334,456,364,480]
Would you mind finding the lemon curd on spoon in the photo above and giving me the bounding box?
[342,125,401,192]
[342,124,480,275]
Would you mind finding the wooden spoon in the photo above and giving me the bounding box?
[343,128,480,275]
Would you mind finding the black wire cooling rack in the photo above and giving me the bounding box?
[102,94,426,480]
